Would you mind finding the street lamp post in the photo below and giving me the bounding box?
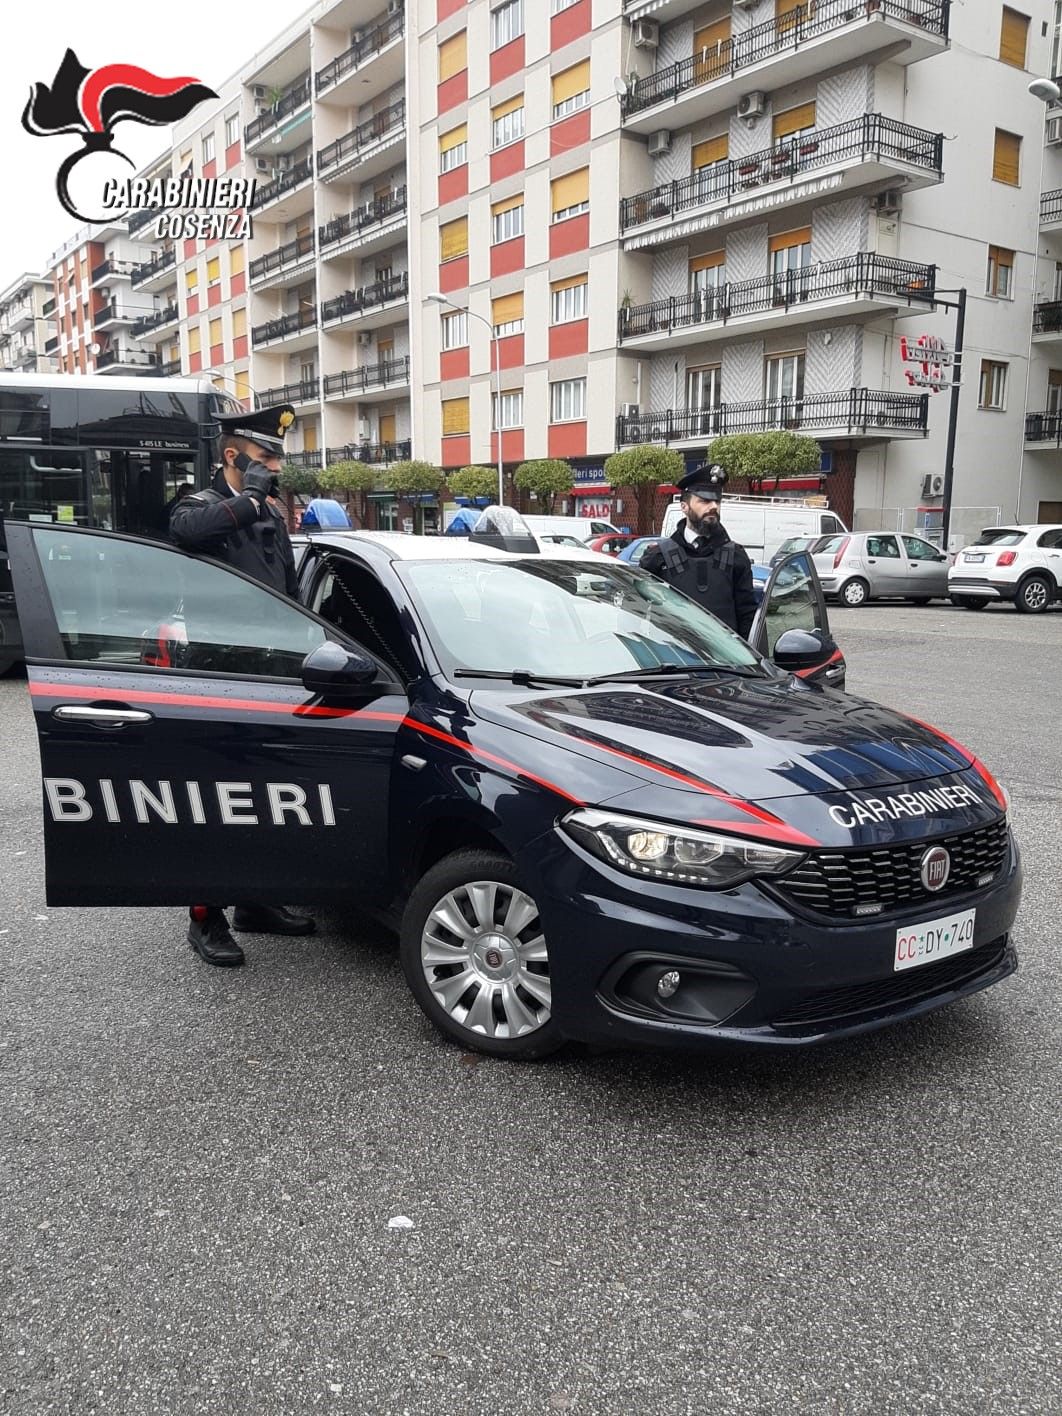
[428,292,504,506]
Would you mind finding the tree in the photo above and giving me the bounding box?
[512,459,574,514]
[318,460,377,525]
[383,459,446,533]
[707,431,822,491]
[278,464,321,498]
[604,446,685,534]
[448,465,497,501]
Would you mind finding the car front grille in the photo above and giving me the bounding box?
[775,818,1010,919]
[770,937,1009,1031]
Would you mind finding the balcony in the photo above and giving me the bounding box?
[250,306,319,352]
[1024,410,1062,448]
[1032,301,1062,343]
[126,208,157,238]
[622,0,948,134]
[131,305,180,340]
[620,115,943,247]
[315,10,405,103]
[94,302,140,330]
[326,439,411,466]
[618,254,936,352]
[96,348,160,373]
[321,273,409,331]
[258,377,320,406]
[6,301,35,330]
[284,450,323,469]
[245,75,311,152]
[11,343,37,367]
[131,248,177,292]
[317,100,405,185]
[1040,189,1062,231]
[91,258,138,287]
[160,358,182,376]
[323,356,411,402]
[250,159,314,220]
[319,188,408,261]
[617,388,928,448]
[250,232,316,289]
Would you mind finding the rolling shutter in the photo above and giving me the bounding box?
[440,216,469,260]
[692,135,728,169]
[439,123,468,154]
[999,7,1029,68]
[551,168,589,214]
[442,397,470,435]
[768,226,812,252]
[773,101,816,140]
[439,32,468,81]
[552,60,590,105]
[992,129,1021,185]
[492,292,523,324]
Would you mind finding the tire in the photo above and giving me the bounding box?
[400,849,564,1060]
[0,657,15,677]
[909,598,932,606]
[1014,575,1053,614]
[952,596,989,610]
[839,578,869,608]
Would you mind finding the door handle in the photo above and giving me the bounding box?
[52,705,154,728]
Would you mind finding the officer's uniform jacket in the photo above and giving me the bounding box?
[641,525,758,638]
[169,467,298,599]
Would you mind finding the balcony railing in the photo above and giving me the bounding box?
[96,349,160,371]
[317,100,406,177]
[160,358,182,376]
[131,305,179,338]
[259,378,320,404]
[1033,301,1062,335]
[622,0,949,118]
[284,450,322,469]
[321,273,409,325]
[251,159,313,212]
[326,439,411,465]
[126,208,157,237]
[1041,190,1062,225]
[250,232,315,284]
[319,188,408,252]
[619,254,936,341]
[323,356,411,397]
[245,75,311,146]
[95,302,138,326]
[92,257,139,283]
[620,115,943,232]
[316,9,405,94]
[617,388,928,444]
[131,248,177,287]
[251,307,319,347]
[1025,410,1062,445]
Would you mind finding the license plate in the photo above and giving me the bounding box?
[963,553,985,563]
[895,908,976,972]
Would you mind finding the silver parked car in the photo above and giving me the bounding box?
[813,532,950,607]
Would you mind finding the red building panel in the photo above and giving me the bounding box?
[497,333,524,369]
[551,0,591,48]
[548,421,587,459]
[210,343,224,367]
[438,166,469,206]
[490,36,524,84]
[550,109,590,157]
[441,434,471,468]
[233,335,248,360]
[184,238,196,260]
[438,70,468,114]
[230,272,246,298]
[492,429,524,464]
[203,160,217,181]
[207,283,222,308]
[189,351,202,373]
[437,0,465,16]
[441,347,470,381]
[186,294,199,316]
[490,236,525,278]
[549,213,589,259]
[490,141,524,183]
[225,142,240,170]
[549,319,588,361]
[439,255,469,293]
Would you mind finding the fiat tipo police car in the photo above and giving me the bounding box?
[6,516,1019,1059]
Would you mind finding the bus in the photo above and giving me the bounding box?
[0,374,243,674]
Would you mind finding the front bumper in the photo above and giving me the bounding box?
[523,830,1022,1049]
[948,577,1015,601]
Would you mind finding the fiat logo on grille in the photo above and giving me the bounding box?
[920,846,951,892]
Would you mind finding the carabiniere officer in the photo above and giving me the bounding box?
[169,401,315,967]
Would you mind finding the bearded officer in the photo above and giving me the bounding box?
[640,464,758,639]
[169,402,314,966]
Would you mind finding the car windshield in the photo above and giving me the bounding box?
[973,529,1026,546]
[815,534,847,555]
[398,558,762,679]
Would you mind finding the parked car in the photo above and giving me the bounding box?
[538,533,586,548]
[662,496,847,564]
[522,514,620,542]
[813,532,950,606]
[771,535,822,567]
[948,525,1062,613]
[585,533,638,556]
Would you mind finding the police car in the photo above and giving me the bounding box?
[6,514,1019,1059]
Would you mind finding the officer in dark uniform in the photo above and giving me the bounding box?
[640,464,758,639]
[170,402,314,967]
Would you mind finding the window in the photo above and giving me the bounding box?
[202,132,215,164]
[233,307,247,338]
[693,20,731,83]
[551,274,588,324]
[688,252,725,318]
[492,96,525,149]
[993,129,1021,185]
[493,389,523,428]
[224,113,239,148]
[765,352,805,408]
[866,534,901,559]
[206,256,221,285]
[439,32,468,80]
[987,244,1014,298]
[550,377,586,422]
[999,7,1029,68]
[552,61,590,119]
[551,168,589,222]
[686,365,722,435]
[1054,0,1062,77]
[979,359,1008,409]
[185,267,199,294]
[188,326,201,355]
[230,244,245,277]
[491,196,524,244]
[491,0,524,49]
[769,227,812,296]
[441,310,468,349]
[772,102,816,144]
[442,396,470,435]
[439,124,468,173]
[440,216,469,262]
[902,536,942,562]
[551,0,580,11]
[691,137,728,200]
[1047,368,1062,414]
[208,317,222,349]
[692,136,728,171]
[492,292,524,336]
[235,370,251,403]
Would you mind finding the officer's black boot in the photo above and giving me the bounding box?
[188,907,245,967]
[231,905,316,936]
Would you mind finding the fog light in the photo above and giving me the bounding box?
[657,970,681,999]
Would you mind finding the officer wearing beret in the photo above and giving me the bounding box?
[640,464,758,639]
[170,402,314,966]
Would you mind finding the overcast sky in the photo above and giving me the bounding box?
[3,0,306,277]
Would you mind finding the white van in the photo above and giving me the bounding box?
[660,495,847,564]
[522,514,620,543]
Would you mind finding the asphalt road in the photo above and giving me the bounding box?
[1,604,1060,1416]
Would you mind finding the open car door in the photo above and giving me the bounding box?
[748,549,846,689]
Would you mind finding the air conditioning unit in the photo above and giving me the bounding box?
[738,91,767,120]
[874,188,903,213]
[1048,115,1062,145]
[647,130,672,158]
[252,84,267,100]
[632,19,659,48]
[921,473,945,498]
[620,403,640,418]
[357,331,374,347]
[255,157,271,173]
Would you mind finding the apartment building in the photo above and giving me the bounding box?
[46,223,160,376]
[0,275,55,374]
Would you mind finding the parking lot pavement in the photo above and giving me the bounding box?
[1,604,1060,1416]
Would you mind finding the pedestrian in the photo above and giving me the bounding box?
[640,464,758,638]
[169,401,315,967]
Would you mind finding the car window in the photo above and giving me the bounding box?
[763,553,824,655]
[815,534,846,556]
[901,536,941,561]
[974,528,1026,546]
[1036,528,1062,548]
[866,535,901,558]
[31,527,327,677]
[820,515,844,534]
[310,555,417,680]
[629,539,658,563]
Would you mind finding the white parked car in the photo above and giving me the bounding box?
[948,525,1062,613]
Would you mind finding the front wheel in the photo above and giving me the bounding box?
[1015,575,1053,614]
[909,597,932,606]
[952,596,989,610]
[839,578,869,608]
[400,849,563,1059]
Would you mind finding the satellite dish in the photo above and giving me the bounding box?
[613,76,629,98]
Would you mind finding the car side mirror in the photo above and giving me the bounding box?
[772,627,834,672]
[301,641,378,698]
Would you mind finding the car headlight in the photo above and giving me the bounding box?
[561,808,806,889]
